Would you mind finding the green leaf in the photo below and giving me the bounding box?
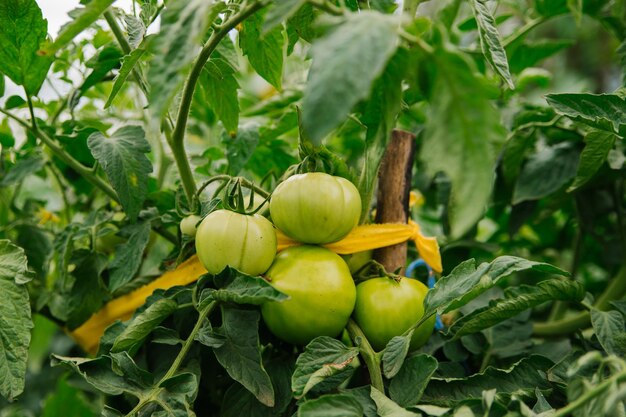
[111,298,178,354]
[382,334,412,379]
[421,355,554,406]
[389,354,438,407]
[370,387,420,417]
[200,51,240,134]
[105,46,146,108]
[0,75,5,97]
[87,126,152,221]
[449,280,585,338]
[424,257,569,319]
[507,39,573,74]
[546,93,626,134]
[298,394,364,417]
[262,0,307,34]
[0,240,32,400]
[41,377,97,417]
[0,153,45,187]
[212,307,275,407]
[239,9,285,89]
[471,0,514,89]
[65,250,108,329]
[421,46,505,238]
[512,143,580,204]
[0,0,53,94]
[302,11,399,144]
[43,0,116,56]
[225,125,259,175]
[590,309,626,356]
[148,0,222,120]
[292,336,359,398]
[200,266,288,307]
[71,45,122,110]
[568,130,616,191]
[108,221,152,292]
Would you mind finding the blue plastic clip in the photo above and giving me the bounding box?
[406,259,444,331]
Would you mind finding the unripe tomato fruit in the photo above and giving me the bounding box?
[261,245,357,345]
[353,277,435,352]
[269,173,361,244]
[180,214,202,237]
[195,210,277,276]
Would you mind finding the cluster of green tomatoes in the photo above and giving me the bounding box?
[182,173,434,352]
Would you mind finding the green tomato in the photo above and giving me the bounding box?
[353,276,435,352]
[195,209,277,276]
[342,250,374,274]
[180,214,202,237]
[269,173,361,244]
[261,245,357,345]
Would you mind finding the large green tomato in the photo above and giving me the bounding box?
[269,173,361,244]
[353,277,435,352]
[195,210,277,276]
[261,245,357,345]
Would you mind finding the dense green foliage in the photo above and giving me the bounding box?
[0,0,626,416]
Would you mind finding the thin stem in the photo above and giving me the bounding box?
[26,93,38,130]
[346,319,384,392]
[104,10,132,55]
[551,368,626,417]
[124,301,218,417]
[402,0,423,18]
[0,108,119,202]
[308,0,344,15]
[46,163,72,223]
[170,1,266,205]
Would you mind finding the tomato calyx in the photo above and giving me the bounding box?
[195,175,270,216]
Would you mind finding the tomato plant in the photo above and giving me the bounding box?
[1,0,625,415]
[261,245,356,345]
[195,209,276,276]
[353,276,435,352]
[269,172,361,244]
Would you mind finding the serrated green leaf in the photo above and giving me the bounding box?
[239,9,284,89]
[263,0,307,34]
[302,11,399,144]
[389,354,438,407]
[43,0,116,56]
[568,130,616,191]
[513,143,580,204]
[471,0,514,89]
[199,266,287,307]
[225,125,259,175]
[0,0,53,94]
[292,336,359,398]
[590,309,626,356]
[450,280,585,338]
[65,250,108,329]
[0,153,45,187]
[546,93,626,134]
[429,257,569,317]
[111,298,178,353]
[50,356,134,396]
[41,377,98,417]
[87,126,152,221]
[213,307,275,407]
[72,45,122,110]
[200,53,240,134]
[148,0,222,120]
[298,394,364,417]
[108,221,152,292]
[421,355,554,406]
[382,334,412,379]
[0,240,32,400]
[105,46,146,108]
[421,46,505,238]
[370,387,420,417]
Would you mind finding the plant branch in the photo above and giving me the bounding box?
[124,301,218,417]
[346,319,384,392]
[170,1,266,204]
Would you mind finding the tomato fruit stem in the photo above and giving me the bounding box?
[346,319,384,392]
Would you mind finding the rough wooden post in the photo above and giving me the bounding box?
[373,129,416,275]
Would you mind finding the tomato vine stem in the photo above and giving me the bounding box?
[124,300,218,417]
[346,319,384,392]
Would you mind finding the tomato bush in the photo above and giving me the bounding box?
[353,276,435,352]
[269,172,361,244]
[1,0,625,416]
[195,209,277,276]
[261,245,357,345]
